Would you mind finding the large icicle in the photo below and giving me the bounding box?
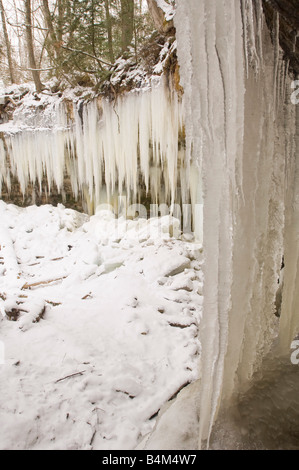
[175,0,298,449]
[176,0,245,446]
[279,97,299,352]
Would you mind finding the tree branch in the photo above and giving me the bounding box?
[6,18,49,31]
[20,66,56,72]
[61,45,113,67]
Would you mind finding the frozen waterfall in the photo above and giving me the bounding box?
[0,81,203,240]
[175,0,299,448]
[0,0,298,450]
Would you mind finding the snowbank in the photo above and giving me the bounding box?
[0,202,202,450]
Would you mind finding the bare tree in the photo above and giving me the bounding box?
[24,0,43,91]
[41,0,57,44]
[40,0,62,65]
[0,0,16,83]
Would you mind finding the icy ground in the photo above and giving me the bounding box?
[0,201,202,450]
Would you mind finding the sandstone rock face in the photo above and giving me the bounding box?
[263,0,299,75]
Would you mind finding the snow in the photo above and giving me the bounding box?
[139,381,200,450]
[0,201,202,450]
[155,0,176,21]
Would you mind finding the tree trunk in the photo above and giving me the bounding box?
[41,0,59,64]
[41,0,57,43]
[57,0,64,43]
[0,0,16,84]
[24,0,43,92]
[104,0,114,63]
[90,0,97,60]
[120,0,134,52]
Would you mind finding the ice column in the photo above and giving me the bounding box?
[279,96,299,352]
[176,0,245,445]
[175,0,298,448]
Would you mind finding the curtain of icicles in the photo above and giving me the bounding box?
[175,0,299,448]
[0,81,203,239]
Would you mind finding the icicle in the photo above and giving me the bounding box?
[0,139,6,195]
[176,0,245,446]
[241,0,263,77]
[175,0,298,450]
[241,0,249,78]
[0,81,199,236]
[273,11,280,115]
[279,94,299,353]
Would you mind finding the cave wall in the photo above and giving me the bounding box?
[263,0,299,76]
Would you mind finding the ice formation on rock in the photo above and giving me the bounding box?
[0,0,298,450]
[0,81,204,238]
[175,0,299,448]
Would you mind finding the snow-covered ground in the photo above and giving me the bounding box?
[0,201,202,450]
